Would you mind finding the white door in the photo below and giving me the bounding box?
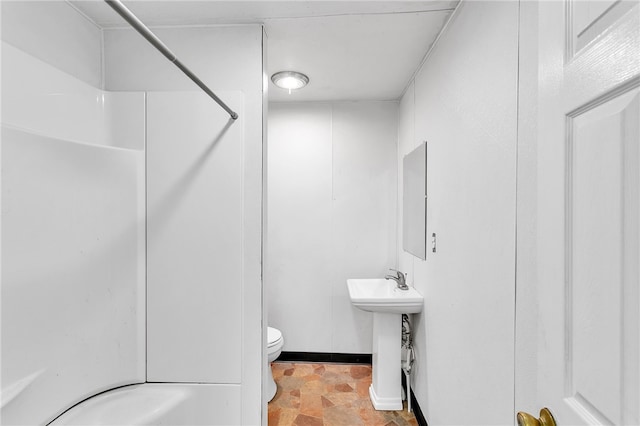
[535,0,640,424]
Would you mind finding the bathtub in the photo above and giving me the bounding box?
[49,383,241,425]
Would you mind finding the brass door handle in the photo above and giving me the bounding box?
[517,408,556,426]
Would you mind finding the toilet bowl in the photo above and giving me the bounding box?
[266,327,284,402]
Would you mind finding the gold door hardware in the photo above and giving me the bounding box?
[517,408,556,426]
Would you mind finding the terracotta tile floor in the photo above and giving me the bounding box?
[268,362,418,426]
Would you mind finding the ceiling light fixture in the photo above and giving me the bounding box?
[271,71,309,93]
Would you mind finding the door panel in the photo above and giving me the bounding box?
[566,89,639,425]
[534,0,640,424]
[568,0,638,57]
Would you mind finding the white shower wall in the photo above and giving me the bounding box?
[2,4,265,424]
[103,25,265,424]
[267,101,398,354]
[1,42,146,425]
[1,1,102,87]
[1,43,144,149]
[146,91,244,384]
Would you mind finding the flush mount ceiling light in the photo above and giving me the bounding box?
[271,71,309,92]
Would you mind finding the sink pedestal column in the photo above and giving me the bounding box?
[369,312,402,410]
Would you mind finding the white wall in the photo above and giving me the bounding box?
[1,8,146,422]
[1,128,145,425]
[514,0,539,416]
[1,1,102,88]
[1,5,265,423]
[398,2,518,424]
[1,42,144,149]
[103,25,265,425]
[146,91,244,384]
[267,101,397,354]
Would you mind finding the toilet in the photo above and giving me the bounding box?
[266,327,284,402]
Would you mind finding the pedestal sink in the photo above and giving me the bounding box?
[347,278,423,411]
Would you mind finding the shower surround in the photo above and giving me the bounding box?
[1,2,265,424]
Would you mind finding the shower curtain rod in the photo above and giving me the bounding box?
[104,0,239,120]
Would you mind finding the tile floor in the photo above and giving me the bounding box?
[268,362,418,426]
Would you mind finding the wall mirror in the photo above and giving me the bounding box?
[403,142,427,260]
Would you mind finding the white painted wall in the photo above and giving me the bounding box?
[398,2,518,424]
[104,25,265,425]
[267,101,397,354]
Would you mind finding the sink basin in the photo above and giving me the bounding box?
[347,279,423,314]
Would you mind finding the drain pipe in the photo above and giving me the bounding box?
[401,314,416,413]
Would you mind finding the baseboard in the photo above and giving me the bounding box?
[402,372,428,426]
[277,351,372,364]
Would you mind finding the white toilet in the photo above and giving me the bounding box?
[266,327,284,402]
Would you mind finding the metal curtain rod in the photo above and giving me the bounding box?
[104,0,239,120]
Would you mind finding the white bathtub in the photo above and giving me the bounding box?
[49,384,241,425]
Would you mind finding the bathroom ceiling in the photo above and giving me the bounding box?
[70,1,459,102]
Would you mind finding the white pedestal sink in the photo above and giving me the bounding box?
[347,279,423,411]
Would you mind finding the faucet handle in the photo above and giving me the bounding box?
[389,268,404,278]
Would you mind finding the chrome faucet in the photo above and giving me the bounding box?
[385,269,409,290]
